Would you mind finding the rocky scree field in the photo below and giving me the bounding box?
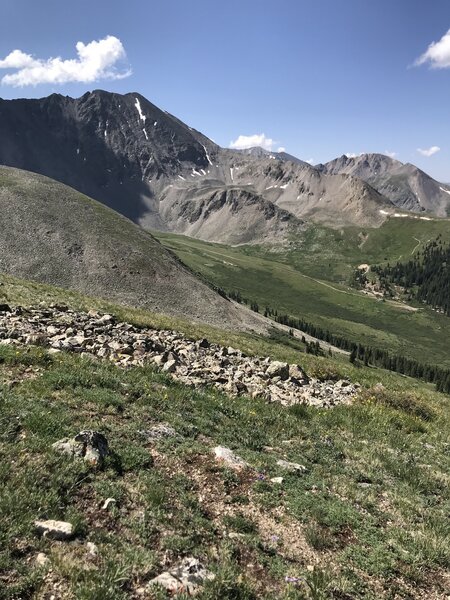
[0,305,357,409]
[0,283,449,599]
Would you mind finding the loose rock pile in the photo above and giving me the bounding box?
[0,305,358,407]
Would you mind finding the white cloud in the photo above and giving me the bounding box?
[277,146,286,153]
[306,158,315,164]
[0,36,131,87]
[229,133,274,151]
[385,150,397,158]
[417,146,440,157]
[415,29,450,69]
[345,152,359,158]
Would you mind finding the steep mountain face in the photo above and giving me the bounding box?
[0,165,267,332]
[0,90,415,242]
[0,90,213,227]
[317,153,450,216]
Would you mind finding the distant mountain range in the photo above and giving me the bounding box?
[316,153,450,216]
[0,90,449,245]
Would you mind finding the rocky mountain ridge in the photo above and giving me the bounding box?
[1,90,449,245]
[317,153,450,216]
[0,90,413,244]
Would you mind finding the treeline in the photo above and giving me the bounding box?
[227,290,260,313]
[221,287,450,394]
[372,237,450,316]
[274,312,450,393]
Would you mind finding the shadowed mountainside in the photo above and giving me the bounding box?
[0,165,267,331]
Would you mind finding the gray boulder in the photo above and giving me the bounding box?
[266,361,289,380]
[52,430,108,467]
[213,446,250,470]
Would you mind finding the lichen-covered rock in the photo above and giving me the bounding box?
[52,430,108,467]
[148,557,215,596]
[34,519,74,540]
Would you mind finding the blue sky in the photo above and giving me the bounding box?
[1,0,450,180]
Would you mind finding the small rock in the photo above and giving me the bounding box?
[152,354,166,366]
[108,340,123,352]
[289,364,307,381]
[66,335,85,347]
[52,430,108,468]
[335,379,351,388]
[97,314,114,324]
[86,542,98,557]
[228,532,245,539]
[35,519,74,540]
[266,361,289,380]
[97,347,109,358]
[213,446,250,470]
[276,459,307,473]
[270,476,284,484]
[35,552,49,566]
[139,424,178,441]
[162,359,177,373]
[148,557,215,596]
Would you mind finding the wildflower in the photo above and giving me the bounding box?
[284,575,302,584]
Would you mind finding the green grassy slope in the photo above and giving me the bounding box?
[0,277,449,599]
[154,224,450,369]
[267,219,450,282]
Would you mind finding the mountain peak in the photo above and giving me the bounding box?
[321,152,449,215]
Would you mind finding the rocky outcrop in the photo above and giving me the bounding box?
[0,305,358,408]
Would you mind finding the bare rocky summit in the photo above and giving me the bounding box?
[0,304,358,408]
[317,153,450,216]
